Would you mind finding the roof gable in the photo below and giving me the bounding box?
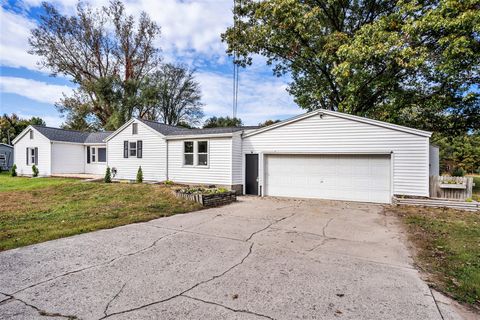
[243,109,432,138]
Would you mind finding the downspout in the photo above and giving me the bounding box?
[165,138,169,181]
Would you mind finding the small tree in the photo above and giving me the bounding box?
[136,166,143,183]
[10,164,17,177]
[32,165,39,177]
[104,166,112,183]
[451,167,465,177]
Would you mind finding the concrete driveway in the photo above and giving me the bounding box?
[0,197,461,319]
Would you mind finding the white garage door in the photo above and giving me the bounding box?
[265,154,391,204]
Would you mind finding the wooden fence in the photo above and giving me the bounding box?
[429,176,474,201]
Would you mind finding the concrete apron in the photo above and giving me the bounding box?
[0,197,467,320]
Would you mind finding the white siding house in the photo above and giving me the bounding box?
[13,127,52,176]
[12,126,110,177]
[241,110,431,203]
[12,109,435,204]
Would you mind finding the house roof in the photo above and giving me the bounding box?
[32,126,112,144]
[138,118,259,136]
[243,109,432,138]
[0,143,13,149]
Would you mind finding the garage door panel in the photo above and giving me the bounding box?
[265,154,391,204]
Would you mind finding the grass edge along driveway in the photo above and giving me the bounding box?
[0,173,201,251]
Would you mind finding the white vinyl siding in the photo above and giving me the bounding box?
[242,113,429,197]
[51,142,85,174]
[168,137,232,185]
[85,145,107,174]
[13,128,51,176]
[231,134,243,184]
[107,120,166,181]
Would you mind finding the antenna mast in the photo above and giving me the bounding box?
[232,0,240,118]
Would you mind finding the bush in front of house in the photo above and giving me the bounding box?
[104,166,112,183]
[10,164,17,177]
[178,187,230,195]
[452,167,465,177]
[32,165,39,177]
[136,166,143,183]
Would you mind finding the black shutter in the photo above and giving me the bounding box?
[34,147,38,165]
[137,140,142,158]
[87,146,91,164]
[124,141,128,158]
[26,148,28,165]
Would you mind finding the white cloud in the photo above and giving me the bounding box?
[16,113,64,127]
[0,7,40,71]
[0,76,73,104]
[197,70,301,125]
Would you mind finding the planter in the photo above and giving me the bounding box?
[175,190,236,207]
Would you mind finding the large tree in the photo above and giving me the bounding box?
[0,114,46,144]
[29,0,162,130]
[223,0,480,135]
[138,63,204,126]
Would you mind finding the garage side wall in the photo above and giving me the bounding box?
[107,120,166,181]
[13,129,51,176]
[241,114,429,197]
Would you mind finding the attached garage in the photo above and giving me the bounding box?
[241,109,432,204]
[264,154,391,203]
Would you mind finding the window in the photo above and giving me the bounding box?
[132,123,138,135]
[29,130,34,139]
[26,147,37,165]
[129,142,137,157]
[183,141,208,166]
[184,141,194,165]
[197,141,208,166]
[91,147,96,162]
[0,154,5,166]
[98,148,106,162]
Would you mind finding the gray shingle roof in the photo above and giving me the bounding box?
[32,126,111,144]
[138,119,259,136]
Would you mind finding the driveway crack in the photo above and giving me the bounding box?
[100,243,254,319]
[104,282,128,316]
[11,232,178,296]
[246,213,296,242]
[182,294,274,320]
[0,291,77,319]
[322,218,334,237]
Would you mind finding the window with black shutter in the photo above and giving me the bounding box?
[87,146,91,163]
[137,140,142,158]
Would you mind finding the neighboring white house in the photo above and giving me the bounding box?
[12,109,436,204]
[12,126,111,176]
[0,143,14,171]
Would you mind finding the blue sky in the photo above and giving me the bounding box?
[0,0,300,127]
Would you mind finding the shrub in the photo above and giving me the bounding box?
[465,198,473,203]
[136,166,143,183]
[32,165,39,177]
[10,164,17,177]
[164,180,174,185]
[452,167,465,177]
[104,166,112,183]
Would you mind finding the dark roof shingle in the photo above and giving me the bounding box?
[138,119,259,136]
[32,126,112,144]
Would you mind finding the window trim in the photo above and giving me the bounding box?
[29,130,34,139]
[89,147,107,163]
[183,141,194,166]
[129,141,137,157]
[132,123,138,135]
[26,147,36,166]
[183,140,209,167]
[197,140,209,166]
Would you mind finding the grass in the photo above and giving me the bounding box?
[0,173,201,251]
[388,205,480,308]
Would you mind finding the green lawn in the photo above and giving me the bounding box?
[0,173,201,251]
[389,205,480,307]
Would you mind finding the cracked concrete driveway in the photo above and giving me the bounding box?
[0,197,460,319]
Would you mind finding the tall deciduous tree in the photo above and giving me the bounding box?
[139,63,204,126]
[29,0,162,130]
[203,116,243,128]
[0,114,46,144]
[223,0,480,135]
